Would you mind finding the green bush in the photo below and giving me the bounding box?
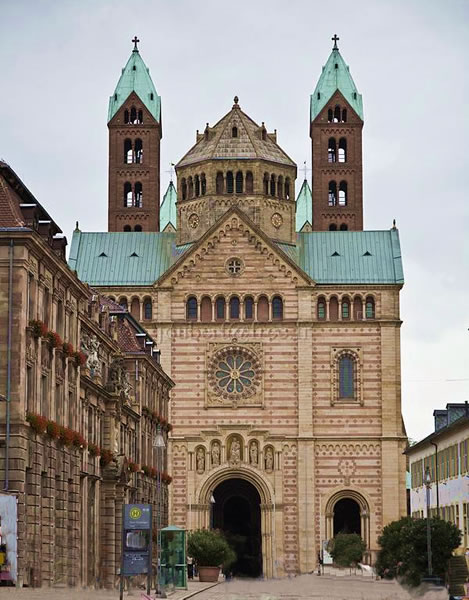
[327,533,366,567]
[375,516,461,587]
[187,529,236,567]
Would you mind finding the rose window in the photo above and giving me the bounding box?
[208,346,261,401]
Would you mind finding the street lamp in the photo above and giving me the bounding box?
[153,425,166,597]
[424,466,433,578]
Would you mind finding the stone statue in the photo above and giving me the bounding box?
[211,442,220,467]
[196,448,205,473]
[81,333,101,376]
[265,447,274,471]
[249,441,258,465]
[106,356,132,402]
[229,438,241,466]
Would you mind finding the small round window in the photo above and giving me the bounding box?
[225,257,244,277]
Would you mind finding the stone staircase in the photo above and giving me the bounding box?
[447,555,468,597]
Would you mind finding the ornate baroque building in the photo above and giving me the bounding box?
[0,162,173,586]
[63,36,406,577]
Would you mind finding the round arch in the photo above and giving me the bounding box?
[324,488,371,556]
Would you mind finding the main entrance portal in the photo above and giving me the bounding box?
[212,478,262,578]
[333,497,361,536]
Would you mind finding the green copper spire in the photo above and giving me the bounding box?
[160,181,177,231]
[310,35,363,122]
[108,37,161,123]
[295,178,312,232]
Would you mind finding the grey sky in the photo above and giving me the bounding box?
[1,0,468,442]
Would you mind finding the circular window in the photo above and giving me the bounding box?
[225,257,244,277]
[208,346,261,401]
[188,213,200,229]
[271,213,283,229]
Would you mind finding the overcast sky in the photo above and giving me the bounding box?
[1,0,468,442]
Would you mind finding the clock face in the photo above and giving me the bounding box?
[271,213,283,229]
[188,213,200,229]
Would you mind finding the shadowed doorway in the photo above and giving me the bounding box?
[333,497,361,536]
[212,478,262,578]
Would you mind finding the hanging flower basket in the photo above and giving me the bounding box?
[88,443,100,457]
[46,420,60,440]
[29,320,48,339]
[46,330,63,349]
[128,461,139,473]
[26,412,47,434]
[73,351,87,367]
[58,426,75,447]
[100,449,114,467]
[62,342,75,357]
[142,465,151,476]
[162,472,172,485]
[72,431,87,449]
[150,467,158,479]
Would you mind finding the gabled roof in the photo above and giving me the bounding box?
[69,231,188,286]
[108,46,161,123]
[295,179,312,232]
[177,98,296,168]
[310,45,363,121]
[160,181,177,231]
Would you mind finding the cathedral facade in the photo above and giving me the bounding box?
[70,37,408,576]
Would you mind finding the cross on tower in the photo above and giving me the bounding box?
[132,36,140,51]
[332,34,339,50]
[165,163,175,182]
[302,160,311,181]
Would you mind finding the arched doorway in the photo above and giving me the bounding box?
[212,478,262,577]
[333,498,361,536]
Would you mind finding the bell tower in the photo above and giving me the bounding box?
[107,37,162,232]
[310,35,364,231]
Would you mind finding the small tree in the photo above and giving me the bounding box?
[327,533,366,567]
[187,529,235,568]
[376,516,461,587]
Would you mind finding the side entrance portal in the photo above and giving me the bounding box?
[212,478,262,578]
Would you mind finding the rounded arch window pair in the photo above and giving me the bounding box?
[327,105,347,123]
[327,138,347,163]
[328,181,347,207]
[123,182,143,208]
[329,223,348,231]
[186,295,283,322]
[124,106,143,124]
[317,295,375,321]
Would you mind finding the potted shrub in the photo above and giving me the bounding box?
[187,529,235,582]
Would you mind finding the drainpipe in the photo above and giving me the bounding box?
[4,240,13,491]
[430,441,439,517]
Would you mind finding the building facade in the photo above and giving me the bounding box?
[0,162,173,587]
[69,37,408,576]
[407,403,469,552]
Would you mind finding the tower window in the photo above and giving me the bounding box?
[317,92,321,99]
[328,108,333,123]
[317,297,326,320]
[328,181,337,206]
[123,225,131,232]
[263,173,269,195]
[195,175,200,197]
[339,356,354,398]
[246,171,254,194]
[226,171,234,194]
[329,223,337,231]
[270,174,276,197]
[339,181,347,206]
[285,178,291,200]
[201,173,206,195]
[272,296,283,320]
[135,138,143,163]
[365,296,375,319]
[124,139,133,164]
[229,297,240,319]
[134,225,142,232]
[135,182,143,207]
[342,109,347,122]
[277,175,284,198]
[181,178,187,201]
[144,299,152,320]
[338,138,347,163]
[124,109,129,124]
[342,297,350,319]
[124,182,132,207]
[187,296,197,320]
[232,126,238,138]
[188,177,194,198]
[328,138,337,163]
[244,296,254,320]
[334,106,341,123]
[334,63,338,69]
[235,171,243,194]
[216,172,224,194]
[340,224,348,231]
[353,92,357,100]
[130,106,137,123]
[216,297,225,320]
[150,93,154,100]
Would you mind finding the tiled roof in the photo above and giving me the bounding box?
[295,179,312,232]
[160,181,177,231]
[0,175,26,227]
[177,99,296,168]
[117,318,142,352]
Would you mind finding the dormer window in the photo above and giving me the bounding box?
[232,126,238,138]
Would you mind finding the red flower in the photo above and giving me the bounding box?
[88,443,100,457]
[26,412,47,434]
[46,330,63,349]
[29,320,48,338]
[128,461,139,473]
[73,351,87,367]
[150,467,158,479]
[62,342,74,356]
[142,465,151,476]
[72,431,87,449]
[100,449,114,467]
[58,426,75,447]
[162,472,173,484]
[46,420,60,439]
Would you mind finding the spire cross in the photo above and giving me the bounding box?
[302,161,311,181]
[132,36,140,52]
[332,34,339,50]
[165,163,175,182]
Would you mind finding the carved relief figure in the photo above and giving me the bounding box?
[211,441,220,467]
[81,333,101,376]
[249,441,258,466]
[196,448,205,473]
[229,437,241,466]
[106,356,132,402]
[265,447,274,471]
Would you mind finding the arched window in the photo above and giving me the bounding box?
[135,138,143,163]
[263,174,269,195]
[200,296,212,322]
[226,171,234,194]
[270,174,276,197]
[244,296,254,320]
[131,297,140,320]
[232,126,238,138]
[246,171,254,193]
[339,355,354,398]
[216,172,224,194]
[130,106,137,123]
[195,175,200,197]
[272,296,283,320]
[138,110,143,123]
[338,138,347,162]
[123,225,131,232]
[188,177,194,198]
[235,171,243,194]
[353,296,362,320]
[135,182,143,207]
[134,224,142,232]
[285,178,291,200]
[124,182,133,207]
[328,181,337,206]
[143,298,152,320]
[342,109,347,123]
[201,174,206,195]
[365,296,375,319]
[333,105,341,123]
[124,139,133,163]
[339,181,347,206]
[328,138,337,163]
[119,297,128,310]
[186,296,197,320]
[257,295,269,322]
[229,297,240,319]
[181,178,187,201]
[215,297,225,320]
[340,224,348,230]
[329,223,337,231]
[277,175,284,198]
[327,108,333,123]
[124,109,130,124]
[329,296,339,321]
[317,296,326,320]
[341,297,350,320]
